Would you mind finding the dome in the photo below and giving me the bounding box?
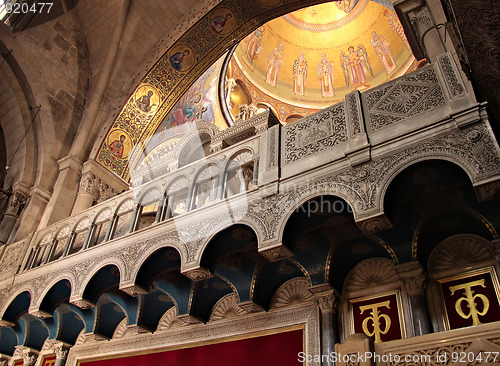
[226,0,419,122]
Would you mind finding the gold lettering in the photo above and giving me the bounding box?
[359,300,392,343]
[449,279,490,326]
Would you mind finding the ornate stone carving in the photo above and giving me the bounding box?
[120,284,148,297]
[474,179,500,201]
[357,214,393,235]
[237,301,264,314]
[401,273,426,296]
[365,66,446,130]
[428,234,494,273]
[182,267,212,281]
[177,314,203,326]
[14,346,38,366]
[259,244,293,262]
[284,104,347,164]
[437,53,465,99]
[0,239,28,272]
[112,318,128,339]
[270,277,312,309]
[344,258,399,293]
[267,126,278,168]
[346,91,362,136]
[6,191,27,216]
[157,306,184,331]
[210,293,247,321]
[69,298,94,309]
[78,172,99,200]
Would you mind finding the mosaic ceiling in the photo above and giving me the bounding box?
[227,0,418,122]
[96,0,418,181]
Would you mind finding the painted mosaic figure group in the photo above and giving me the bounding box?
[263,29,396,95]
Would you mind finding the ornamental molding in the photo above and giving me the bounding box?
[428,234,495,274]
[67,303,321,366]
[344,258,399,293]
[270,277,313,309]
[210,293,247,321]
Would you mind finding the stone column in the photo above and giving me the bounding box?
[54,344,69,366]
[72,160,128,215]
[396,262,432,336]
[38,155,82,228]
[0,189,27,245]
[14,346,38,366]
[73,172,99,215]
[310,285,339,366]
[14,184,51,241]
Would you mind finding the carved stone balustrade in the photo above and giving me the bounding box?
[0,52,499,321]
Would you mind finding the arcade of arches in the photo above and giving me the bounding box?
[0,0,500,365]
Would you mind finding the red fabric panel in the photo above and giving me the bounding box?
[41,355,56,366]
[82,328,303,366]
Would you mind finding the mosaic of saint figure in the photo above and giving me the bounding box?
[341,45,374,90]
[109,135,126,158]
[317,53,335,97]
[292,51,308,95]
[245,27,265,70]
[136,90,155,112]
[370,30,396,74]
[170,49,190,71]
[335,0,360,13]
[266,42,284,86]
[210,12,233,34]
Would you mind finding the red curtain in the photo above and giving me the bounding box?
[82,328,303,366]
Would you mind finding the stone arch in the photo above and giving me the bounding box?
[34,273,77,311]
[0,289,32,325]
[378,154,488,219]
[190,221,264,270]
[224,148,255,171]
[175,123,220,168]
[74,260,126,301]
[93,206,113,225]
[166,174,190,195]
[137,184,164,206]
[30,277,73,317]
[127,242,187,288]
[275,189,357,246]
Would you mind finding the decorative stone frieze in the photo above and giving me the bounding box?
[258,243,293,262]
[182,266,212,281]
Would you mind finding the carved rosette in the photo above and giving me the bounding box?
[259,244,293,262]
[271,277,313,309]
[210,293,248,321]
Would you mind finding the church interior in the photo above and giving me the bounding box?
[0,0,499,365]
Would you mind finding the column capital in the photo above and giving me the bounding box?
[13,346,38,366]
[396,261,427,296]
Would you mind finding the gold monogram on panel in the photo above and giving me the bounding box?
[359,300,391,343]
[449,279,489,326]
